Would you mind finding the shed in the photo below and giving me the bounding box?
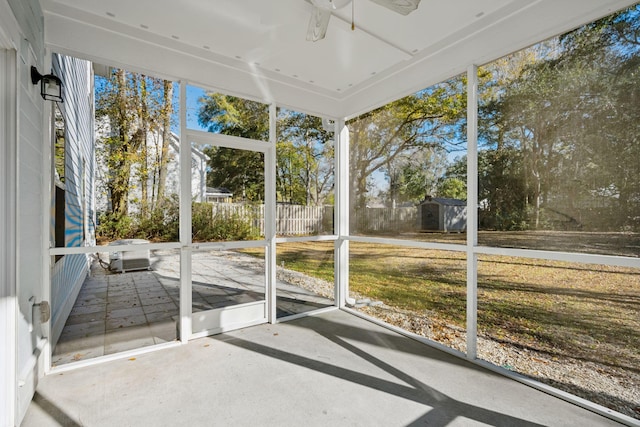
[418,197,467,232]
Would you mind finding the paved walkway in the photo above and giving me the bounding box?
[52,250,333,366]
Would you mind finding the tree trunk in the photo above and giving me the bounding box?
[138,76,149,215]
[109,69,131,217]
[157,80,173,204]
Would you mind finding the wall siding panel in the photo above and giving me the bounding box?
[49,53,95,345]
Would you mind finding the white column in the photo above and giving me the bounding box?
[266,103,277,323]
[41,50,53,373]
[179,81,192,342]
[334,119,350,307]
[0,46,18,427]
[466,64,479,359]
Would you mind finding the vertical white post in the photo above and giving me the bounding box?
[466,65,479,360]
[266,103,277,323]
[0,47,17,427]
[179,81,192,342]
[334,119,350,308]
[41,56,53,373]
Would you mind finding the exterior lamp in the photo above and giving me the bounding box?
[31,66,63,102]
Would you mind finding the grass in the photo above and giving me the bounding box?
[244,240,639,373]
[477,255,639,369]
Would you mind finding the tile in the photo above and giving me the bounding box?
[140,289,170,297]
[106,314,148,330]
[107,295,141,305]
[70,304,106,316]
[145,310,176,323]
[107,288,139,297]
[140,295,174,305]
[203,295,234,305]
[77,290,108,299]
[82,282,108,291]
[142,302,177,315]
[228,293,262,304]
[104,325,155,354]
[107,302,141,313]
[197,287,229,297]
[75,297,107,307]
[65,312,105,326]
[192,301,213,312]
[157,278,179,286]
[107,306,145,319]
[107,279,135,287]
[53,333,104,353]
[134,280,162,287]
[52,335,105,365]
[149,321,178,344]
[207,299,236,309]
[59,320,105,339]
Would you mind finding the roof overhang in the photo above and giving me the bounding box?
[41,0,638,119]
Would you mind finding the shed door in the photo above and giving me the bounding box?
[421,203,439,230]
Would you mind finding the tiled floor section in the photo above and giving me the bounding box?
[52,250,334,366]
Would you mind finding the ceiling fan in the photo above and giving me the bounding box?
[306,0,421,42]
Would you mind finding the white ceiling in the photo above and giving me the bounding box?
[41,0,638,118]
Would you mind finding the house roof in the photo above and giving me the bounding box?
[42,0,637,119]
[168,131,209,161]
[206,187,233,197]
[422,197,467,207]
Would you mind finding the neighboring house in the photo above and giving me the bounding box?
[418,197,467,232]
[50,53,96,346]
[206,187,233,203]
[94,125,210,215]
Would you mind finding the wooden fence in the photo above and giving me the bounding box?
[210,203,334,236]
[208,203,418,236]
[352,207,418,233]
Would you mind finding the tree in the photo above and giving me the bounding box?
[436,178,466,200]
[348,74,466,217]
[96,69,137,217]
[197,95,334,205]
[95,69,175,216]
[277,109,334,205]
[155,80,174,205]
[384,146,448,206]
[478,4,640,231]
[198,94,268,202]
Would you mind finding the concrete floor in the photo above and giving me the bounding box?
[52,250,334,366]
[25,310,623,427]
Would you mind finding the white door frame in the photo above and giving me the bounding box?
[181,110,276,338]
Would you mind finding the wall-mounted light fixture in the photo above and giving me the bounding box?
[31,66,63,103]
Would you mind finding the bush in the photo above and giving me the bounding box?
[192,202,259,242]
[96,211,134,241]
[97,199,260,243]
[96,195,179,242]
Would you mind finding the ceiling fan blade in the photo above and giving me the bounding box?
[306,7,332,41]
[368,0,421,15]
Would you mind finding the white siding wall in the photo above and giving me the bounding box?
[5,0,47,422]
[50,53,95,345]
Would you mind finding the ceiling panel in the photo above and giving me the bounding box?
[42,0,639,118]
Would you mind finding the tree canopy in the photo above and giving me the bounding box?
[193,4,639,233]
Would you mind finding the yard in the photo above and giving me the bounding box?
[244,234,640,419]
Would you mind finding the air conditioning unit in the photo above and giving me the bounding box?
[109,239,151,273]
